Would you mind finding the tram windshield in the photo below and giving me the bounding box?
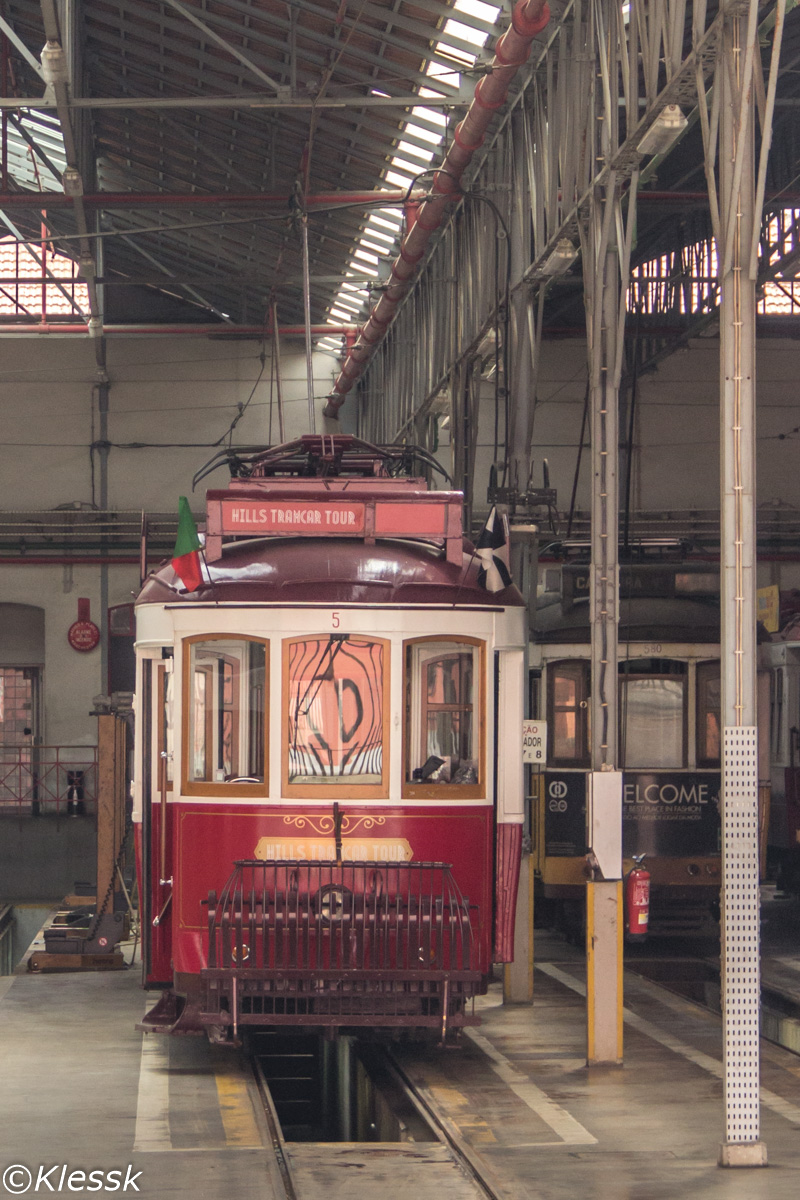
[286,636,386,786]
[186,638,266,786]
[546,657,721,770]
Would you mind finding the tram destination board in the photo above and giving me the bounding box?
[544,771,721,858]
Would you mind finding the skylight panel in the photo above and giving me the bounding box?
[396,140,436,164]
[454,0,500,22]
[8,113,66,191]
[324,0,497,337]
[362,235,394,254]
[403,122,443,146]
[337,283,365,298]
[390,155,425,178]
[412,104,448,126]
[363,225,396,246]
[329,307,353,320]
[385,170,414,188]
[426,60,461,90]
[359,238,389,259]
[435,41,475,68]
[443,18,490,47]
[348,263,379,278]
[368,214,402,233]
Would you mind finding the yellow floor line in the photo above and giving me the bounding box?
[213,1063,263,1147]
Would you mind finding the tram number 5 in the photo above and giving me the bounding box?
[332,612,340,628]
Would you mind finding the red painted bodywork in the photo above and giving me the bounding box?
[143,804,494,985]
[494,822,523,961]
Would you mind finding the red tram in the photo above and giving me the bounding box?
[133,436,526,1041]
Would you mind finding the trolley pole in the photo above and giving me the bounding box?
[716,0,766,1167]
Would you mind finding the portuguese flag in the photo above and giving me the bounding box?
[172,496,203,592]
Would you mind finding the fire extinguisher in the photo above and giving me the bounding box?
[625,853,650,942]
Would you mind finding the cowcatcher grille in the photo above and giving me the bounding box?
[200,860,482,1035]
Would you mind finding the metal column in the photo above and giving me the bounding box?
[584,199,624,1067]
[716,0,766,1168]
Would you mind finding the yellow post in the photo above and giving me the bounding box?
[586,880,623,1065]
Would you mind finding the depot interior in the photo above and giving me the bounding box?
[0,0,797,947]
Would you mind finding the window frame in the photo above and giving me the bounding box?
[402,635,486,801]
[619,668,687,770]
[547,659,590,768]
[695,659,721,769]
[181,633,269,798]
[157,663,174,791]
[281,634,391,800]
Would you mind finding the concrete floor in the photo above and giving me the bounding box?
[0,963,281,1200]
[396,932,800,1200]
[1,938,799,1200]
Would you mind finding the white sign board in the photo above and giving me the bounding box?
[522,720,547,764]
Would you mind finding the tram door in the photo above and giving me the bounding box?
[140,657,174,984]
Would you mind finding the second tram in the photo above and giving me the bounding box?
[531,559,735,935]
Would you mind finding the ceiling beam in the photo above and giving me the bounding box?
[0,93,465,111]
[38,0,100,324]
[161,0,286,95]
[0,187,425,207]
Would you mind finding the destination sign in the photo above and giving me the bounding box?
[254,836,413,863]
[222,500,365,535]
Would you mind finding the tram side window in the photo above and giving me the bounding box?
[185,638,266,789]
[696,661,721,768]
[620,659,686,769]
[548,660,590,767]
[286,636,387,791]
[404,640,482,793]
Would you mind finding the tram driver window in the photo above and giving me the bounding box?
[548,660,590,767]
[285,636,388,795]
[404,639,482,795]
[696,661,721,767]
[620,659,686,769]
[185,638,266,792]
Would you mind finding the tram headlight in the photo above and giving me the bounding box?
[315,884,352,923]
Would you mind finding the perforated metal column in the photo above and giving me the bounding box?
[722,726,761,1144]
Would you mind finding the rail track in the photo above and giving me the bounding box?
[251,1039,507,1200]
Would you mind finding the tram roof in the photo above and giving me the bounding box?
[138,534,524,608]
[533,595,720,645]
